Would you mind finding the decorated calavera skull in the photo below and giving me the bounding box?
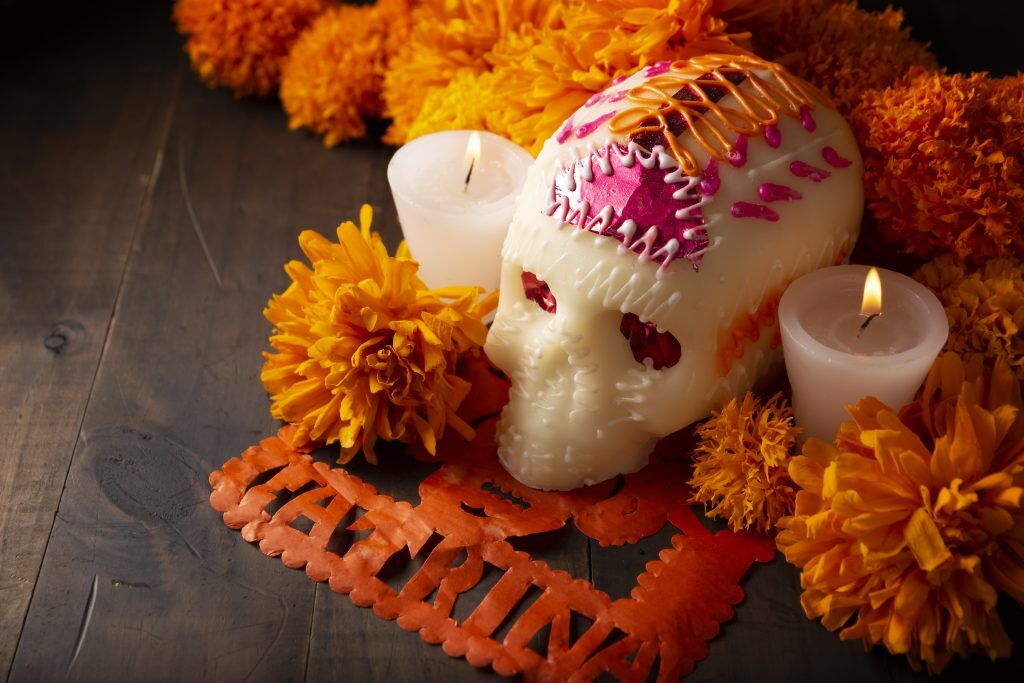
[485,54,864,490]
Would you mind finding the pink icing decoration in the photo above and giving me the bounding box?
[556,116,574,143]
[790,160,831,183]
[546,144,709,269]
[728,134,748,167]
[799,105,817,132]
[585,92,605,107]
[758,183,802,202]
[574,111,617,139]
[731,202,780,222]
[607,90,629,103]
[644,60,673,77]
[764,124,781,148]
[701,158,720,196]
[611,73,629,85]
[822,146,852,168]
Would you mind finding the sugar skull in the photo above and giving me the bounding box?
[485,54,864,490]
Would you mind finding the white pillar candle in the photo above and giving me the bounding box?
[779,265,948,442]
[387,130,533,291]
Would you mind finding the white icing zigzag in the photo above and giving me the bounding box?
[541,140,718,276]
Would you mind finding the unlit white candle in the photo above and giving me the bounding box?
[779,265,948,441]
[387,130,532,291]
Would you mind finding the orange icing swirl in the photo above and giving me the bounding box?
[609,54,834,176]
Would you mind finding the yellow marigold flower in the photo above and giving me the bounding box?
[852,70,1024,264]
[777,353,1024,673]
[281,0,414,146]
[262,205,497,463]
[405,71,496,141]
[748,0,937,112]
[915,255,1024,381]
[689,392,800,533]
[382,0,560,145]
[174,0,331,98]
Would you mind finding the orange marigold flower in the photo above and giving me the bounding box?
[382,0,560,145]
[478,26,600,152]
[281,0,414,146]
[852,70,1024,264]
[262,205,497,463]
[777,353,1024,673]
[395,0,771,151]
[174,0,331,98]
[689,392,800,533]
[562,0,773,61]
[748,0,937,112]
[915,255,1024,380]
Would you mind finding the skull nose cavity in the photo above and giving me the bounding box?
[521,271,556,313]
[619,313,681,370]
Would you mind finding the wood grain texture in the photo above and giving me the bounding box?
[2,0,1023,681]
[5,61,394,679]
[0,1,181,677]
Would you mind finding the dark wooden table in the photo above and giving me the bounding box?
[2,1,1022,681]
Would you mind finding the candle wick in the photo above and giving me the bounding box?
[858,312,881,337]
[463,159,475,193]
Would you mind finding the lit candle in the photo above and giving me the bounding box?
[387,130,533,291]
[779,265,948,441]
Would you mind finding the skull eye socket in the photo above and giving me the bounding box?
[620,313,681,370]
[522,271,556,313]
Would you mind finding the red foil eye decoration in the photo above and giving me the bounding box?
[522,271,556,313]
[620,313,681,370]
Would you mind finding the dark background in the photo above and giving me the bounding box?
[1,1,1022,682]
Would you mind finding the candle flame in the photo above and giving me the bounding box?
[465,131,481,166]
[861,267,882,317]
[463,132,481,192]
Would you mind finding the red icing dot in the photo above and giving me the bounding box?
[620,313,681,370]
[727,134,748,167]
[799,104,817,132]
[790,160,831,183]
[731,201,780,222]
[821,146,852,168]
[758,183,802,202]
[522,271,556,313]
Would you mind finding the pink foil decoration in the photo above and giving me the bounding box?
[821,146,852,168]
[731,201,780,222]
[790,160,831,183]
[522,271,556,313]
[620,312,681,370]
[758,183,802,202]
[546,144,709,269]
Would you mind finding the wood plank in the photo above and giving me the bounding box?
[0,1,181,676]
[6,58,402,680]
